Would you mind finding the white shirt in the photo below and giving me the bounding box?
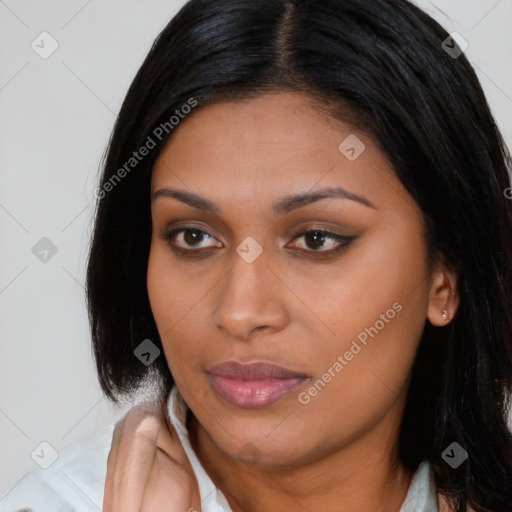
[1,387,439,511]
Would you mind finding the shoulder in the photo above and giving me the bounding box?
[0,423,115,512]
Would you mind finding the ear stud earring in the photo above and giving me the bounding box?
[442,310,448,321]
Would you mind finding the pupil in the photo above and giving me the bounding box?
[306,231,325,250]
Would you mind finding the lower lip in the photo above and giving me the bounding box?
[209,374,308,409]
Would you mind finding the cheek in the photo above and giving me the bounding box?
[148,244,254,408]
[298,303,423,451]
[147,245,173,330]
[147,241,203,330]
[287,218,429,346]
[291,221,429,404]
[146,243,213,381]
[292,297,426,456]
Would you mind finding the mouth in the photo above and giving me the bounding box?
[208,361,310,409]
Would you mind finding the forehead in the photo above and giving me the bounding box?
[151,92,403,214]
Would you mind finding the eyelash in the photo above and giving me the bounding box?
[161,226,356,258]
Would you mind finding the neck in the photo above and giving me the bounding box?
[186,409,413,512]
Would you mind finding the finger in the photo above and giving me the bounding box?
[141,447,202,512]
[104,400,197,512]
[106,403,164,512]
[139,400,192,468]
[112,412,161,512]
[103,418,127,512]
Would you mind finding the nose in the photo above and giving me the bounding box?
[211,250,289,342]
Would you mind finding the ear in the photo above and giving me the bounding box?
[427,264,460,326]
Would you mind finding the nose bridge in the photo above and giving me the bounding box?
[211,248,288,340]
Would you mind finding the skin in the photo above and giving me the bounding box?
[103,402,201,511]
[139,91,459,512]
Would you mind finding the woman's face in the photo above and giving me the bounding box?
[147,92,448,466]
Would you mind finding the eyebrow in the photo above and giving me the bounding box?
[151,186,376,214]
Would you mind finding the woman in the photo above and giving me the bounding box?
[3,0,512,511]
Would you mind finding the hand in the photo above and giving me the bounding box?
[103,400,201,512]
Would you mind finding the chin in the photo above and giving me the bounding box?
[212,427,315,467]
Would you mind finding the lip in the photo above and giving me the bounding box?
[208,361,309,409]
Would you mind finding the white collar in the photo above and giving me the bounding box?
[399,460,439,511]
[167,387,438,512]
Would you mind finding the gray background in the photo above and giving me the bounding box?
[1,0,511,497]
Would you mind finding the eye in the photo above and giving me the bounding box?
[288,229,355,254]
[162,227,222,251]
[162,226,355,257]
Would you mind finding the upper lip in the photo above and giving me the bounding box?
[208,361,308,380]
